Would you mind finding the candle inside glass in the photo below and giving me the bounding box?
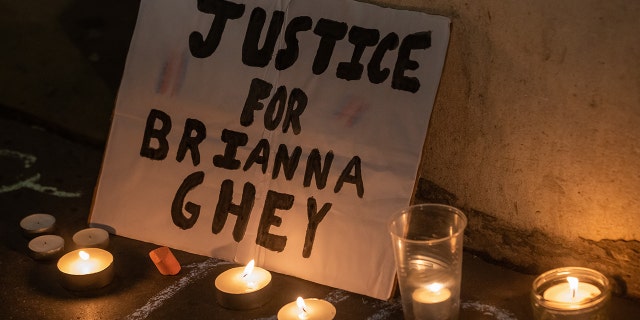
[543,276,601,306]
[413,282,451,303]
[410,279,453,320]
[531,267,610,319]
[389,204,466,320]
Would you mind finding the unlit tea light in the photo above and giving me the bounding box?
[57,248,114,291]
[20,213,56,238]
[28,234,64,260]
[277,297,336,320]
[73,227,110,249]
[215,260,272,309]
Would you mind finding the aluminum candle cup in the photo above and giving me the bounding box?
[28,235,65,260]
[531,267,610,320]
[57,248,114,291]
[215,260,272,309]
[277,297,336,320]
[388,203,467,320]
[72,228,110,249]
[20,213,56,238]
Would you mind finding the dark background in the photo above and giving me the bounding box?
[0,1,638,319]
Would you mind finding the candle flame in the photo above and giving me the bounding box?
[567,276,579,298]
[296,297,307,309]
[426,282,444,293]
[79,250,90,261]
[242,259,255,278]
[296,297,309,319]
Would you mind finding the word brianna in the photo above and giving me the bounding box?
[139,109,364,198]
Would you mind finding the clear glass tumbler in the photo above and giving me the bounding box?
[388,203,467,320]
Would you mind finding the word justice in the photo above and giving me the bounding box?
[190,0,433,93]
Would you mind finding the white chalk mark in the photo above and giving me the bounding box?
[0,173,82,197]
[462,301,518,320]
[0,149,36,168]
[0,149,81,198]
[125,258,232,320]
[324,289,350,304]
[366,297,402,320]
[367,303,402,320]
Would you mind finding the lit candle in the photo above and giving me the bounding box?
[57,248,114,290]
[215,260,272,309]
[28,234,65,260]
[542,276,602,307]
[412,282,452,320]
[19,213,56,238]
[531,267,611,319]
[277,297,336,320]
[72,227,110,249]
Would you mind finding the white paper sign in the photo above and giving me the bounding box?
[90,0,449,299]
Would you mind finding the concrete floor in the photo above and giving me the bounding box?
[0,0,639,319]
[2,115,640,319]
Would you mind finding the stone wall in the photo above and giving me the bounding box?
[363,0,640,298]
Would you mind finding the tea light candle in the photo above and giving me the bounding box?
[73,227,110,249]
[57,248,114,291]
[412,282,452,320]
[543,276,601,306]
[531,267,611,319]
[215,260,272,309]
[20,213,56,238]
[28,234,65,260]
[277,297,336,320]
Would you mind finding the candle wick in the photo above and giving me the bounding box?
[572,289,576,299]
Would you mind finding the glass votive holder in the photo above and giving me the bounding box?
[531,267,611,320]
[388,203,467,320]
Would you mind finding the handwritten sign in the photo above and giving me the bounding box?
[90,0,449,299]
